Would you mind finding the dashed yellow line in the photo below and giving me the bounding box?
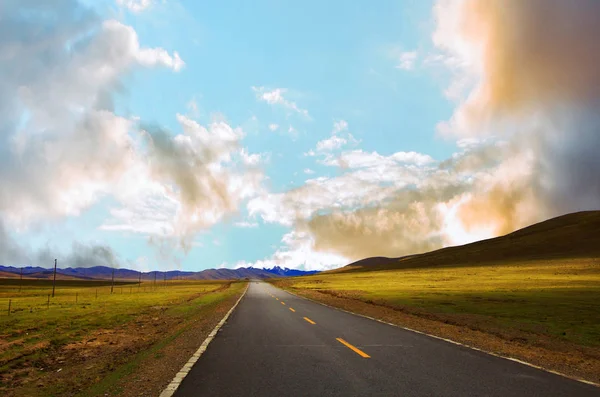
[303,317,316,325]
[336,338,370,358]
[281,301,286,305]
[289,308,295,312]
[276,297,279,301]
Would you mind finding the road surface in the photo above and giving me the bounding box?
[174,281,599,396]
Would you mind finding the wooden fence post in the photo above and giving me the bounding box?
[51,259,57,298]
[8,299,11,316]
[111,269,115,294]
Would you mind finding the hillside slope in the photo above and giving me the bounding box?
[342,211,600,272]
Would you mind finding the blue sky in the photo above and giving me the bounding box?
[116,0,453,270]
[6,0,593,272]
[3,0,456,271]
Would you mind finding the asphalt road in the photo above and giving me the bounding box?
[175,281,599,397]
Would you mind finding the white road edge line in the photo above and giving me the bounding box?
[278,286,599,388]
[159,283,250,397]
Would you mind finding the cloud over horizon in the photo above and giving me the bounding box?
[0,0,263,267]
[245,0,600,267]
[1,0,598,271]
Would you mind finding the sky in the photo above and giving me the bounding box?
[1,0,599,272]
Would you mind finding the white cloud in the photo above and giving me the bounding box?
[81,19,184,75]
[429,0,600,222]
[318,150,434,169]
[116,0,152,13]
[309,120,358,154]
[101,115,264,251]
[316,135,347,151]
[304,168,315,175]
[392,151,436,165]
[251,86,310,118]
[332,119,348,134]
[240,150,262,166]
[247,141,527,264]
[137,48,184,72]
[95,20,185,71]
[234,221,259,228]
[0,2,259,259]
[247,0,600,270]
[233,230,347,271]
[100,183,179,237]
[268,123,279,131]
[395,51,418,70]
[248,148,435,229]
[0,7,188,226]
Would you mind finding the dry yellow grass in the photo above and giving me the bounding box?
[284,259,600,346]
[0,279,245,396]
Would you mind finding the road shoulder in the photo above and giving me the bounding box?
[83,281,247,397]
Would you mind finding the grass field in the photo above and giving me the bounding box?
[276,259,600,347]
[0,278,246,396]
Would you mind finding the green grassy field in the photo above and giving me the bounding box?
[277,259,600,347]
[0,278,245,396]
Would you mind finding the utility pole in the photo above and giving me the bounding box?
[51,259,57,297]
[138,271,142,287]
[163,272,166,287]
[154,271,157,288]
[19,267,23,292]
[111,268,115,294]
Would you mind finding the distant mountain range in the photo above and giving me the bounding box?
[0,264,319,280]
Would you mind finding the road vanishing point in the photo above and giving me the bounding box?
[174,281,599,397]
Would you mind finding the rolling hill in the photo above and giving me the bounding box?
[341,210,600,272]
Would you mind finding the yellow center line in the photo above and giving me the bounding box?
[303,317,316,325]
[289,307,296,312]
[276,297,279,300]
[336,338,370,358]
[281,301,286,305]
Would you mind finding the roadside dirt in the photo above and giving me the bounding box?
[279,285,600,385]
[109,284,243,397]
[1,282,244,397]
